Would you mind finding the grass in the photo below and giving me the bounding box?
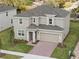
[0,28,33,53]
[25,0,33,5]
[51,20,79,59]
[0,54,21,59]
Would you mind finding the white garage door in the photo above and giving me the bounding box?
[40,33,59,43]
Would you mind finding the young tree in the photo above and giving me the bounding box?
[1,0,27,12]
[46,0,65,8]
[56,0,65,8]
[46,0,59,7]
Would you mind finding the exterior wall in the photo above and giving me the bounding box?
[40,15,55,25]
[31,17,40,26]
[13,17,30,29]
[63,13,70,39]
[13,17,31,40]
[0,9,16,31]
[54,14,70,41]
[39,16,64,27]
[39,16,47,25]
[54,17,64,28]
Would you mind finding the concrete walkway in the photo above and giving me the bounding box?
[0,50,26,56]
[29,41,58,57]
[74,42,79,59]
[0,50,56,59]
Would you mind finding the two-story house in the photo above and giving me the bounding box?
[13,5,70,43]
[0,5,16,31]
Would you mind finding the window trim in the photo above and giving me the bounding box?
[18,30,24,37]
[32,18,36,23]
[19,19,22,24]
[49,19,52,24]
[48,18,54,25]
[6,12,8,16]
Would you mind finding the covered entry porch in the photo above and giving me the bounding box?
[26,30,39,43]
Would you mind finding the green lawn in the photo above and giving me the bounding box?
[51,20,79,59]
[0,28,33,53]
[0,54,21,59]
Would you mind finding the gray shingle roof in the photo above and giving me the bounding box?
[0,5,16,12]
[28,24,64,31]
[15,5,69,17]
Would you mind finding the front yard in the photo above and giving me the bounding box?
[0,28,33,53]
[52,20,79,59]
[0,54,21,59]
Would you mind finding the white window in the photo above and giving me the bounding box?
[6,12,8,16]
[19,19,22,24]
[18,30,24,36]
[32,18,36,22]
[49,18,54,25]
[49,19,52,24]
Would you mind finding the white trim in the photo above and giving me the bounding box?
[37,31,40,40]
[59,34,63,43]
[33,31,36,43]
[39,29,63,33]
[26,31,29,41]
[17,29,25,37]
[31,17,36,24]
[48,18,55,25]
[46,17,49,25]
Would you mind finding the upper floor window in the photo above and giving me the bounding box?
[49,19,52,24]
[6,12,8,16]
[33,18,35,22]
[32,18,35,22]
[19,19,22,24]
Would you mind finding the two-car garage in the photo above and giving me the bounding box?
[39,30,63,43]
[40,33,59,43]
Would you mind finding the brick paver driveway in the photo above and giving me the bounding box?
[29,41,58,57]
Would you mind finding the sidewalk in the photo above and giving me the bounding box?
[0,50,56,59]
[0,50,26,56]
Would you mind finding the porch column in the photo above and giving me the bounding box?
[37,31,40,40]
[27,31,29,41]
[33,31,36,43]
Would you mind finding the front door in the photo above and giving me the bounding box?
[29,32,33,41]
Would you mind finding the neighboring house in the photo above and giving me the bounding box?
[0,5,16,31]
[13,5,70,43]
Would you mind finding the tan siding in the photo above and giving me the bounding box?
[40,17,47,24]
[63,14,70,39]
[13,17,30,29]
[55,18,64,28]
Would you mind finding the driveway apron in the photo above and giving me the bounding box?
[29,41,58,57]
